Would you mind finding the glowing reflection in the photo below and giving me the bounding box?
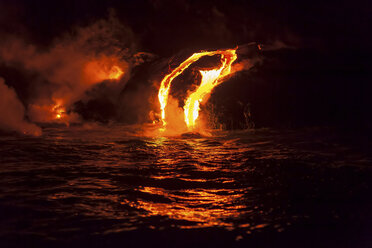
[127,187,247,228]
[44,129,282,235]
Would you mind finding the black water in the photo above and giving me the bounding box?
[0,126,371,248]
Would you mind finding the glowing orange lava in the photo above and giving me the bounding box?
[83,57,124,84]
[52,100,66,120]
[158,48,237,130]
[107,65,124,80]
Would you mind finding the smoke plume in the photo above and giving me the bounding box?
[0,77,41,136]
[0,13,136,125]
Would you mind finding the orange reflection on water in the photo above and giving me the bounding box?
[128,186,246,228]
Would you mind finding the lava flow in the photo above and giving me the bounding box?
[158,48,238,130]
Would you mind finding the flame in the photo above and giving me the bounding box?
[157,48,238,130]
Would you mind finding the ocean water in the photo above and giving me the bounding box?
[0,125,371,248]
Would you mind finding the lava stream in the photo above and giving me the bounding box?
[158,48,238,130]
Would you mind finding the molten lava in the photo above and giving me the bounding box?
[158,48,238,130]
[52,100,66,120]
[107,65,124,80]
[83,57,124,84]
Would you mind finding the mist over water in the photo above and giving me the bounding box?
[0,126,371,247]
[0,78,41,135]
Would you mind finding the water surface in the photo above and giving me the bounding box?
[0,126,371,247]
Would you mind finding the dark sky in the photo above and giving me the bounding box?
[1,0,370,55]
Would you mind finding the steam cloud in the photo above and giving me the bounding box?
[0,77,41,136]
[0,13,136,126]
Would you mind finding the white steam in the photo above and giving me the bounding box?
[0,77,41,136]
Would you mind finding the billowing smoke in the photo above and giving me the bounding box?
[0,77,41,136]
[0,12,136,127]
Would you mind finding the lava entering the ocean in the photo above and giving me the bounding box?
[157,48,238,131]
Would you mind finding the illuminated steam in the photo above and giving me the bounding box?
[0,78,41,136]
[0,14,134,126]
